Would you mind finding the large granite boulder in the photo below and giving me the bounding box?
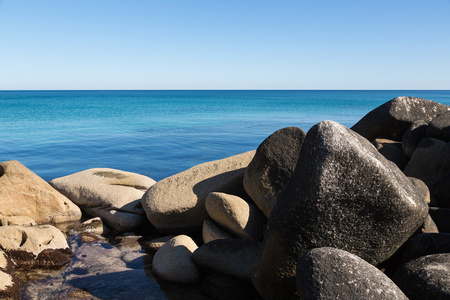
[0,160,81,225]
[372,138,408,170]
[200,272,261,300]
[205,192,266,242]
[192,239,261,281]
[351,96,450,141]
[142,151,255,233]
[0,225,72,269]
[296,247,407,300]
[152,235,200,284]
[252,121,428,300]
[401,233,450,263]
[243,127,306,217]
[402,120,428,157]
[50,168,155,232]
[427,111,450,142]
[393,253,450,300]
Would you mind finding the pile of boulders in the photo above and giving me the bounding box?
[1,96,449,299]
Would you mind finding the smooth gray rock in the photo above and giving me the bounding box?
[50,168,155,233]
[192,239,260,281]
[152,235,200,284]
[202,219,233,244]
[351,96,450,141]
[393,253,450,300]
[408,177,431,204]
[297,247,407,300]
[429,208,450,233]
[252,121,428,300]
[372,138,408,170]
[243,127,306,217]
[142,151,255,233]
[427,111,450,142]
[402,233,450,263]
[402,120,428,157]
[205,192,266,242]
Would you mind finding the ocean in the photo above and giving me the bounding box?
[1,90,450,182]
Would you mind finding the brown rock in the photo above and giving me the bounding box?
[0,160,81,225]
[142,151,255,233]
[202,219,233,244]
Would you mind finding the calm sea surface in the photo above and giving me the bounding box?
[1,90,450,182]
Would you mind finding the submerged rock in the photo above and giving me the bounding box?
[252,121,428,300]
[0,160,81,225]
[243,127,306,217]
[296,247,407,300]
[0,225,72,269]
[351,96,450,141]
[142,151,255,233]
[50,168,155,233]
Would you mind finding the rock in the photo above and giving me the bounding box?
[142,235,175,252]
[0,250,15,274]
[152,235,200,284]
[252,121,428,300]
[402,233,450,263]
[393,253,450,300]
[429,208,450,233]
[372,138,408,170]
[0,216,36,227]
[403,138,447,183]
[427,111,450,142]
[202,219,233,244]
[192,239,260,281]
[200,272,262,300]
[50,168,155,233]
[408,177,431,204]
[243,127,306,217]
[402,120,428,157]
[205,192,266,242]
[420,215,439,233]
[296,247,407,300]
[0,270,21,300]
[0,225,72,269]
[142,151,255,233]
[351,96,450,141]
[0,160,81,225]
[76,217,105,235]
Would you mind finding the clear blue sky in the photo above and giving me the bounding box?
[1,0,449,90]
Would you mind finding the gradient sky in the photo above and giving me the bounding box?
[1,0,449,90]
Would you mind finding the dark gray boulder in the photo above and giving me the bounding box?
[393,253,450,300]
[192,239,260,281]
[200,273,262,300]
[419,214,439,233]
[427,111,450,142]
[244,127,306,218]
[351,96,450,141]
[408,177,431,204]
[429,208,450,233]
[403,138,447,183]
[402,120,428,157]
[252,121,428,300]
[296,247,407,300]
[372,138,408,170]
[402,233,450,263]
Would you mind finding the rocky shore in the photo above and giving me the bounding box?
[1,96,449,299]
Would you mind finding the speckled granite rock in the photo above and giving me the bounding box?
[252,121,428,300]
[296,247,407,300]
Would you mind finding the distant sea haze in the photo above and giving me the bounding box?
[1,90,449,182]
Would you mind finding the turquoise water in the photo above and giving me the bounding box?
[1,90,450,182]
